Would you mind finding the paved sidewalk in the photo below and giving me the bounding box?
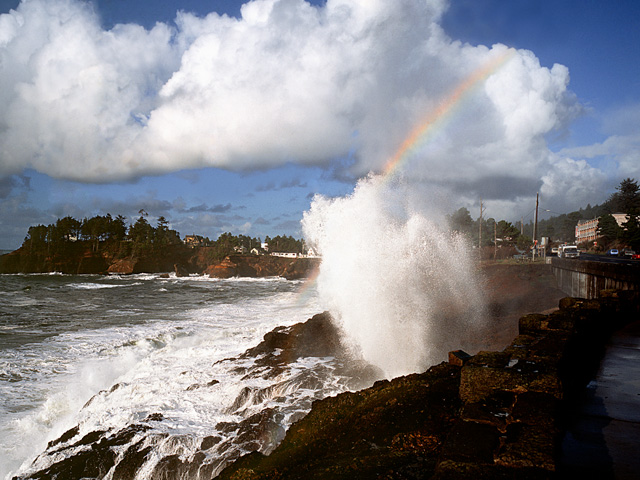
[559,320,640,479]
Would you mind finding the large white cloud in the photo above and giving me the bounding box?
[0,0,609,215]
[559,103,640,184]
[0,0,181,180]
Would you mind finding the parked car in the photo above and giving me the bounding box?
[622,249,635,257]
[632,253,640,260]
[607,249,619,256]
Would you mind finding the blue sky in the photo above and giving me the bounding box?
[0,0,639,249]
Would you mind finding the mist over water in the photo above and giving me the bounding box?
[303,174,486,379]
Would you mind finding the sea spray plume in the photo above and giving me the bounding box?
[302,175,485,379]
[299,50,518,378]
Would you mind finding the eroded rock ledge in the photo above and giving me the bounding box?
[217,290,639,480]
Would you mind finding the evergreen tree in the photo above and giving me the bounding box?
[155,216,170,248]
[621,214,640,251]
[608,178,640,213]
[128,215,154,254]
[447,207,474,235]
[23,225,48,254]
[597,214,622,241]
[110,215,128,242]
[496,220,520,244]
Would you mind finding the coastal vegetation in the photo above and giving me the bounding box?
[17,212,305,259]
[448,178,640,252]
[21,212,180,259]
[0,211,309,275]
[537,178,640,250]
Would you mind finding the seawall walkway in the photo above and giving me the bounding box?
[559,319,640,479]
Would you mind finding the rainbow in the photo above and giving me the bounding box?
[382,49,516,178]
[295,50,515,304]
[294,262,321,307]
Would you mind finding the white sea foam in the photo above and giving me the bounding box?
[303,174,486,379]
[1,275,327,479]
[71,283,128,289]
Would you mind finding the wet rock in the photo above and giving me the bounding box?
[16,425,152,480]
[448,349,472,367]
[218,363,462,479]
[201,435,222,450]
[111,440,153,480]
[460,391,516,430]
[46,426,79,449]
[440,420,500,464]
[74,430,108,448]
[23,449,116,480]
[241,312,344,366]
[217,293,640,479]
[151,454,188,480]
[186,378,220,391]
[234,409,286,454]
[495,423,557,470]
[174,262,190,277]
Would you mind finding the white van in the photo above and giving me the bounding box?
[558,245,580,259]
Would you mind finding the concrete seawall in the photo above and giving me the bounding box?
[551,258,640,299]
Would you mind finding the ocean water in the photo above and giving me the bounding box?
[0,273,356,479]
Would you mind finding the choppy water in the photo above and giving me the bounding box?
[0,273,359,479]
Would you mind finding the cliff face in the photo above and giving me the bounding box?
[203,255,319,280]
[0,244,109,274]
[0,244,319,279]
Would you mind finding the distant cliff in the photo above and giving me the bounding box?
[202,255,319,280]
[0,243,319,279]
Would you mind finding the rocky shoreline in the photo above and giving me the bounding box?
[216,290,639,479]
[16,287,640,479]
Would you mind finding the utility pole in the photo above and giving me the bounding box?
[494,221,497,260]
[478,199,485,250]
[533,192,539,260]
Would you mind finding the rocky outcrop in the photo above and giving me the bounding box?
[16,312,377,480]
[217,290,639,480]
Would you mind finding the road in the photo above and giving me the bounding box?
[577,253,640,266]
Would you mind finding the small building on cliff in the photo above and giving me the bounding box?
[184,235,205,247]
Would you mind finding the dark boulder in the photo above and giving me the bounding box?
[241,312,345,366]
[174,263,190,277]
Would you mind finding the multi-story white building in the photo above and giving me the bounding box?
[575,213,630,244]
[575,218,599,243]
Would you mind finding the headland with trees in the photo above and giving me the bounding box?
[0,210,309,275]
